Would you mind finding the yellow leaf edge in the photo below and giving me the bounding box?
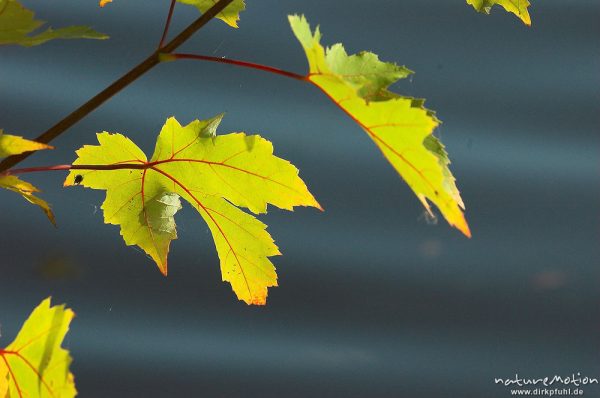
[466,0,532,26]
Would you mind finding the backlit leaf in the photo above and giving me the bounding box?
[0,131,52,157]
[99,0,245,28]
[64,114,320,304]
[0,297,76,398]
[466,0,531,25]
[177,0,245,28]
[0,368,5,398]
[0,0,107,47]
[0,130,55,224]
[289,15,470,237]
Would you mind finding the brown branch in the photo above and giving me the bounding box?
[0,0,235,173]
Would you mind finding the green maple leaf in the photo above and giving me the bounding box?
[0,298,76,398]
[289,15,470,237]
[0,131,55,225]
[466,0,531,25]
[64,114,320,305]
[0,0,107,47]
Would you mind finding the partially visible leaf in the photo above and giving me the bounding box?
[466,0,531,25]
[0,0,107,47]
[99,0,245,28]
[0,175,56,225]
[0,130,55,225]
[289,15,470,237]
[177,0,245,28]
[0,297,76,398]
[0,130,52,157]
[64,115,319,304]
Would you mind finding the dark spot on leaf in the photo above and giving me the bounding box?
[74,175,83,185]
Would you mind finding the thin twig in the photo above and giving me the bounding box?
[171,53,307,81]
[158,0,177,48]
[0,0,235,173]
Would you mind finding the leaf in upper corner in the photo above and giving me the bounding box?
[288,15,470,237]
[99,0,245,28]
[0,130,55,225]
[176,0,245,28]
[0,297,76,398]
[0,0,107,47]
[466,0,531,25]
[64,114,320,304]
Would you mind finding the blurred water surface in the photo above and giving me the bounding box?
[1,1,599,397]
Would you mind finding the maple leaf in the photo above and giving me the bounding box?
[288,15,470,237]
[466,0,531,25]
[0,297,76,398]
[0,131,55,225]
[0,0,107,47]
[99,0,245,28]
[64,114,320,305]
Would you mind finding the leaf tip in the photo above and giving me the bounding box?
[41,296,53,307]
[47,210,57,227]
[249,294,268,306]
[454,214,471,238]
[309,196,324,212]
[157,260,168,276]
[315,201,324,212]
[196,113,224,138]
[461,223,472,238]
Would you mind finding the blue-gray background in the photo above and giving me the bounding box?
[1,1,599,397]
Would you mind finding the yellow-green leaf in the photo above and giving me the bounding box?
[466,0,531,25]
[64,114,320,304]
[0,369,6,398]
[0,130,55,225]
[0,130,52,157]
[176,0,245,28]
[177,0,246,28]
[0,297,76,398]
[289,15,470,237]
[0,0,107,47]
